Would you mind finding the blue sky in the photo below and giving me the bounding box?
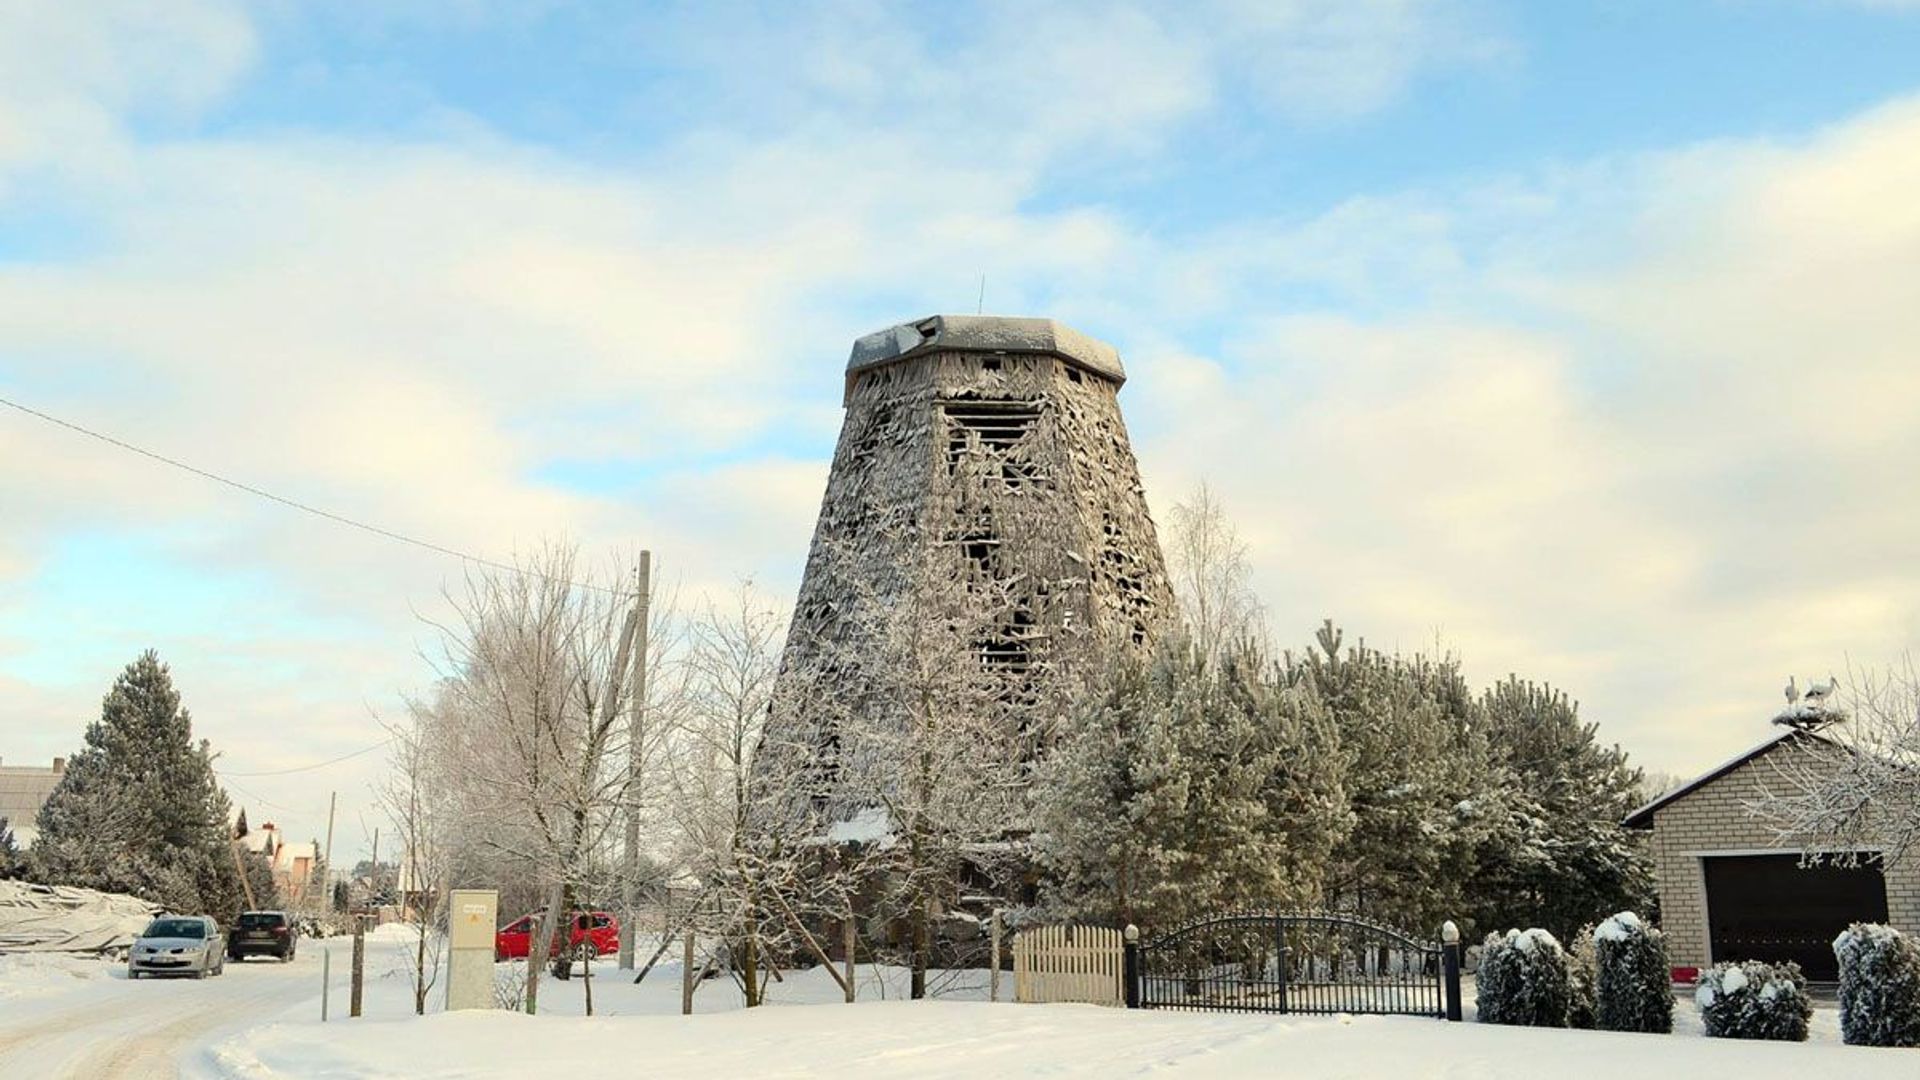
[4,0,1920,862]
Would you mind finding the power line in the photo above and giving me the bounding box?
[216,737,394,777]
[0,392,617,595]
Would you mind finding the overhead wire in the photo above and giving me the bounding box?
[215,737,395,777]
[0,392,618,595]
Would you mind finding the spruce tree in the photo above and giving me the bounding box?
[32,651,243,917]
[0,817,20,879]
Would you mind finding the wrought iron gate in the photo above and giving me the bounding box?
[1130,912,1459,1019]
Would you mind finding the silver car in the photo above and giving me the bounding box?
[128,914,226,979]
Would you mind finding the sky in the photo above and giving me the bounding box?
[4,0,1920,867]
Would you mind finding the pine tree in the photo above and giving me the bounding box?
[31,651,244,918]
[1467,678,1652,939]
[1289,622,1496,934]
[1033,636,1348,929]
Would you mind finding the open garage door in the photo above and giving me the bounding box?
[1703,854,1886,980]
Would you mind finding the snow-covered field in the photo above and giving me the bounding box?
[3,931,1915,1079]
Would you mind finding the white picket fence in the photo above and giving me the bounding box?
[1013,924,1124,1006]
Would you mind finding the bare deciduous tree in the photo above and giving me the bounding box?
[414,544,650,1014]
[1760,660,1920,866]
[1166,483,1265,663]
[782,539,1047,999]
[378,711,450,1015]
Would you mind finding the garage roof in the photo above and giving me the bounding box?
[1623,728,1834,829]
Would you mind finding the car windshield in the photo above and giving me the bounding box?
[143,918,205,939]
[239,913,284,929]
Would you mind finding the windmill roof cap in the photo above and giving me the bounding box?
[846,315,1124,400]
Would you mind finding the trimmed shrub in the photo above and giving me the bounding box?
[1567,924,1598,1030]
[1477,928,1571,1027]
[1593,911,1672,1034]
[1835,922,1920,1047]
[1695,960,1811,1041]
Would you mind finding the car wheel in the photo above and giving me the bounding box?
[128,970,141,980]
[580,942,598,963]
[193,966,207,980]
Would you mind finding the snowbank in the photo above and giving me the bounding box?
[205,999,1920,1079]
[0,951,115,1002]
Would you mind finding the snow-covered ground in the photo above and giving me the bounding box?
[4,931,1915,1079]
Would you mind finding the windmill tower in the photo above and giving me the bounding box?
[767,315,1173,800]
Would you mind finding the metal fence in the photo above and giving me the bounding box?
[1129,912,1461,1020]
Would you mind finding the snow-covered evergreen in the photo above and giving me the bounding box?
[1032,636,1347,928]
[1476,928,1572,1027]
[1467,679,1651,939]
[1566,923,1597,1029]
[1291,622,1498,936]
[30,651,244,919]
[0,817,20,880]
[1695,961,1811,1041]
[1834,922,1920,1047]
[1592,911,1672,1033]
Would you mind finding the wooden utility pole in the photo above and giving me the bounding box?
[228,836,258,910]
[323,791,337,909]
[619,550,652,970]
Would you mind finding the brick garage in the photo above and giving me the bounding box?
[1625,729,1920,980]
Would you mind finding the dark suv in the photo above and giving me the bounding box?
[228,910,298,962]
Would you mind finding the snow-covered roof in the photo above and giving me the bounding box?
[844,314,1125,402]
[1622,728,1834,829]
[273,841,316,872]
[823,805,897,848]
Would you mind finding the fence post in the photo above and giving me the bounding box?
[321,947,331,1022]
[1123,924,1141,1009]
[1441,920,1462,1022]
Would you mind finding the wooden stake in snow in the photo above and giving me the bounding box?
[843,917,857,1004]
[681,927,696,1016]
[350,917,366,1018]
[989,910,1002,1003]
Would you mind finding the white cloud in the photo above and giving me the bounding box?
[1129,95,1920,776]
[7,0,1916,850]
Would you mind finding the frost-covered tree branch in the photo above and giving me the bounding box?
[1758,659,1920,867]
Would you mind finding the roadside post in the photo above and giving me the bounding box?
[350,915,365,1018]
[321,948,331,1021]
[446,889,499,1011]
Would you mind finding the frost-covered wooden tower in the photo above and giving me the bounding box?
[768,315,1173,791]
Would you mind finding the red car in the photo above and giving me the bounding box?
[495,911,620,962]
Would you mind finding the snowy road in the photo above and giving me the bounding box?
[0,949,339,1079]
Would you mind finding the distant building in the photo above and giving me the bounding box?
[1625,727,1920,981]
[0,756,67,848]
[238,819,319,905]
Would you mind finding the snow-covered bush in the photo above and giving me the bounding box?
[1835,922,1920,1047]
[1567,925,1597,1030]
[1593,911,1672,1034]
[1476,928,1571,1027]
[1695,961,1811,1041]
